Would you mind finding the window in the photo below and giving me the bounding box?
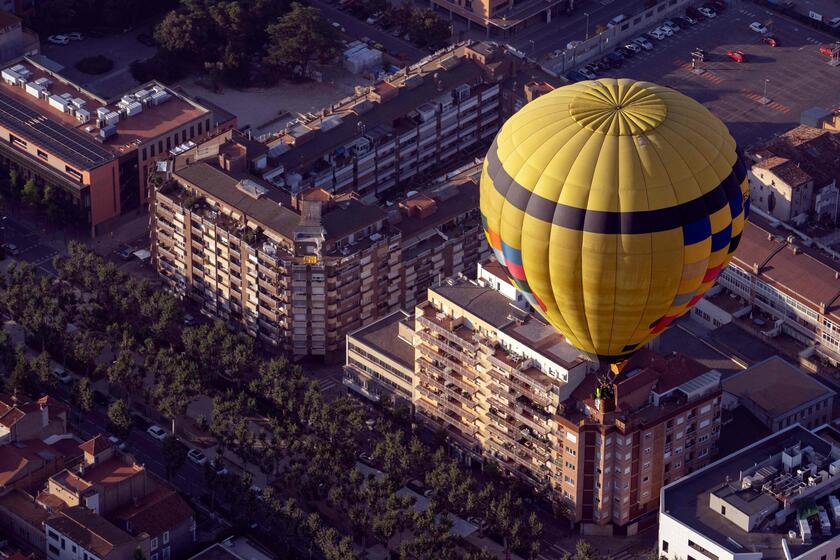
[834,546,840,558]
[48,530,59,541]
[48,545,59,555]
[151,537,159,551]
[152,555,158,560]
[9,133,26,149]
[151,144,156,157]
[198,122,203,135]
[190,125,195,137]
[163,531,170,544]
[662,541,669,553]
[162,548,171,560]
[65,165,83,182]
[37,149,48,160]
[142,147,147,160]
[721,505,726,515]
[61,538,65,550]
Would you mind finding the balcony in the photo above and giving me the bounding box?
[417,311,478,353]
[415,330,476,364]
[417,345,477,381]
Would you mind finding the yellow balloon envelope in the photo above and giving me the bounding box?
[480,78,749,363]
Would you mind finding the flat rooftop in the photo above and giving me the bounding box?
[724,356,835,417]
[0,59,208,168]
[270,43,487,172]
[429,280,585,370]
[349,310,414,371]
[662,425,839,560]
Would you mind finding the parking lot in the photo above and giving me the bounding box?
[586,4,840,145]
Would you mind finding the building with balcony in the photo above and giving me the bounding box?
[658,424,840,560]
[344,310,415,407]
[0,58,229,234]
[151,131,490,360]
[257,41,556,203]
[723,356,835,432]
[412,264,590,492]
[710,217,840,365]
[429,0,570,37]
[412,260,723,533]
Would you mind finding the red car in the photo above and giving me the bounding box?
[819,43,839,57]
[763,36,778,47]
[727,50,745,62]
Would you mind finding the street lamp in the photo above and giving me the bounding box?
[761,78,770,104]
[584,12,590,40]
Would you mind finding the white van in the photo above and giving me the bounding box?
[607,14,628,28]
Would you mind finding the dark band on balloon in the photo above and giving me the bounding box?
[486,142,747,236]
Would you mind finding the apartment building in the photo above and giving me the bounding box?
[429,0,569,36]
[659,424,840,560]
[344,310,415,408]
[723,356,835,431]
[411,266,590,486]
[749,125,840,224]
[258,41,545,203]
[699,216,840,364]
[151,131,489,360]
[112,489,196,560]
[412,261,722,533]
[0,58,229,234]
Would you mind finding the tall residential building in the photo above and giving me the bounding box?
[694,216,840,365]
[151,130,489,360]
[0,58,233,234]
[255,41,553,203]
[412,261,723,533]
[428,0,570,37]
[659,424,840,560]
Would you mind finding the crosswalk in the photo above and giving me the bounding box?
[318,377,340,394]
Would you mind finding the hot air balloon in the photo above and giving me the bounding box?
[480,78,749,363]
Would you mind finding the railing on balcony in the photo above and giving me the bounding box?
[417,345,478,381]
[415,329,477,365]
[417,314,478,353]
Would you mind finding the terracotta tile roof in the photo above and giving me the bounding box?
[731,221,840,320]
[753,156,812,187]
[1,440,62,488]
[80,434,113,456]
[760,126,840,187]
[0,489,50,526]
[50,469,93,494]
[47,506,136,558]
[36,491,68,512]
[82,457,143,486]
[112,489,194,538]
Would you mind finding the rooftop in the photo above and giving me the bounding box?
[661,425,840,560]
[724,357,835,417]
[429,279,585,370]
[270,43,486,172]
[82,456,144,486]
[0,439,62,488]
[752,156,813,187]
[0,489,50,526]
[758,126,840,187]
[79,434,112,456]
[111,489,193,538]
[730,220,840,321]
[0,59,209,169]
[349,310,415,371]
[188,537,273,560]
[47,506,136,559]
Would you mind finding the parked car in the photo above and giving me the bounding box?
[828,16,840,28]
[819,43,840,56]
[618,45,637,57]
[763,35,779,47]
[647,29,667,41]
[108,435,128,451]
[657,25,674,37]
[117,245,134,261]
[662,19,681,31]
[749,21,769,34]
[607,14,627,28]
[633,37,654,50]
[553,49,564,58]
[623,42,641,54]
[2,242,19,256]
[605,52,624,67]
[52,365,72,384]
[183,313,196,326]
[188,448,208,465]
[578,66,597,79]
[678,15,697,25]
[698,7,717,18]
[67,32,83,41]
[565,70,587,82]
[146,425,167,441]
[727,50,745,62]
[686,6,703,19]
[566,40,582,50]
[708,0,726,11]
[47,35,70,45]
